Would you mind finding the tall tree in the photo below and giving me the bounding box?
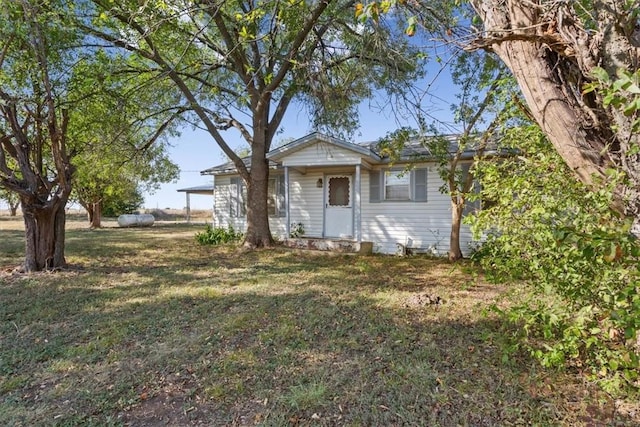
[464,1,640,228]
[73,143,178,228]
[85,0,424,248]
[435,53,511,261]
[373,32,512,259]
[360,0,640,229]
[0,1,182,270]
[69,55,181,228]
[0,0,77,271]
[0,188,19,216]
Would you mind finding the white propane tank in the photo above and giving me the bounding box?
[117,214,155,227]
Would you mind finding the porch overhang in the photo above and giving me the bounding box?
[266,132,382,164]
[280,158,375,169]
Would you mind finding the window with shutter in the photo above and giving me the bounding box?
[412,168,428,202]
[369,168,428,202]
[229,177,246,217]
[369,170,381,202]
[385,170,410,200]
[267,175,286,217]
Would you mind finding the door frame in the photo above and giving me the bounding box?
[323,174,354,239]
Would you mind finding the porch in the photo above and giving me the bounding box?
[283,237,373,254]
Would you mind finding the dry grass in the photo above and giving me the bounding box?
[0,216,638,426]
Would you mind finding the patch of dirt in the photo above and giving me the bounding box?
[404,293,444,307]
[118,373,211,426]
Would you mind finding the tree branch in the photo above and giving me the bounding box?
[265,0,334,94]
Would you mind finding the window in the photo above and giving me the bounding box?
[267,175,286,217]
[229,177,246,217]
[230,175,285,218]
[460,163,482,215]
[328,176,350,206]
[369,168,428,202]
[384,170,410,200]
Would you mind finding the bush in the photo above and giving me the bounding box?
[469,125,640,393]
[195,224,242,245]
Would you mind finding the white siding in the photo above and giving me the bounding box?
[213,163,480,256]
[288,170,324,237]
[212,175,287,236]
[362,165,477,256]
[282,143,364,167]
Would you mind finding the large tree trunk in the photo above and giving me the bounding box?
[449,201,464,261]
[469,0,640,221]
[88,201,102,229]
[91,202,102,229]
[9,201,18,216]
[79,199,102,228]
[21,198,67,272]
[243,130,274,249]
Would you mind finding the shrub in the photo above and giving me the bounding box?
[195,224,242,245]
[289,222,305,238]
[469,125,640,393]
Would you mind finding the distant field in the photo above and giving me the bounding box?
[0,208,212,231]
[1,220,638,425]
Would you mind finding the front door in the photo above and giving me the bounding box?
[324,175,353,238]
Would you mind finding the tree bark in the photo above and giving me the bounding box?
[21,198,67,272]
[469,0,640,219]
[449,201,464,261]
[243,128,274,249]
[89,201,102,228]
[9,202,18,216]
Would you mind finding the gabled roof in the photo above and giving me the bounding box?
[200,132,503,176]
[266,132,382,162]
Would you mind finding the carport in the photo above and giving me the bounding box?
[177,184,214,222]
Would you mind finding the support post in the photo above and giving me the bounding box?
[211,177,216,226]
[354,164,361,242]
[185,193,191,223]
[285,166,290,238]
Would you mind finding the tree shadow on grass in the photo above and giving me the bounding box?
[1,225,635,425]
[1,278,633,426]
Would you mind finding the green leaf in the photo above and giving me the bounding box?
[591,67,610,83]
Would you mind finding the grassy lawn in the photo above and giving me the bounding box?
[0,216,638,426]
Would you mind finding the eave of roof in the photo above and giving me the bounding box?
[200,132,509,176]
[266,132,382,162]
[177,184,214,194]
[200,157,281,176]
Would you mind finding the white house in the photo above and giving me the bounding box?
[201,132,490,255]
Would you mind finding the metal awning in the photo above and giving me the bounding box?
[176,184,214,222]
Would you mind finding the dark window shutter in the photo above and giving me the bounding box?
[412,168,428,202]
[277,175,286,217]
[461,163,481,216]
[369,170,381,202]
[229,177,239,217]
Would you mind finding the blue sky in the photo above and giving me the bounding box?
[144,69,459,210]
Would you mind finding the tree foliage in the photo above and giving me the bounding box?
[84,0,424,247]
[100,184,145,217]
[68,51,181,227]
[0,188,19,215]
[470,125,640,392]
[0,0,79,271]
